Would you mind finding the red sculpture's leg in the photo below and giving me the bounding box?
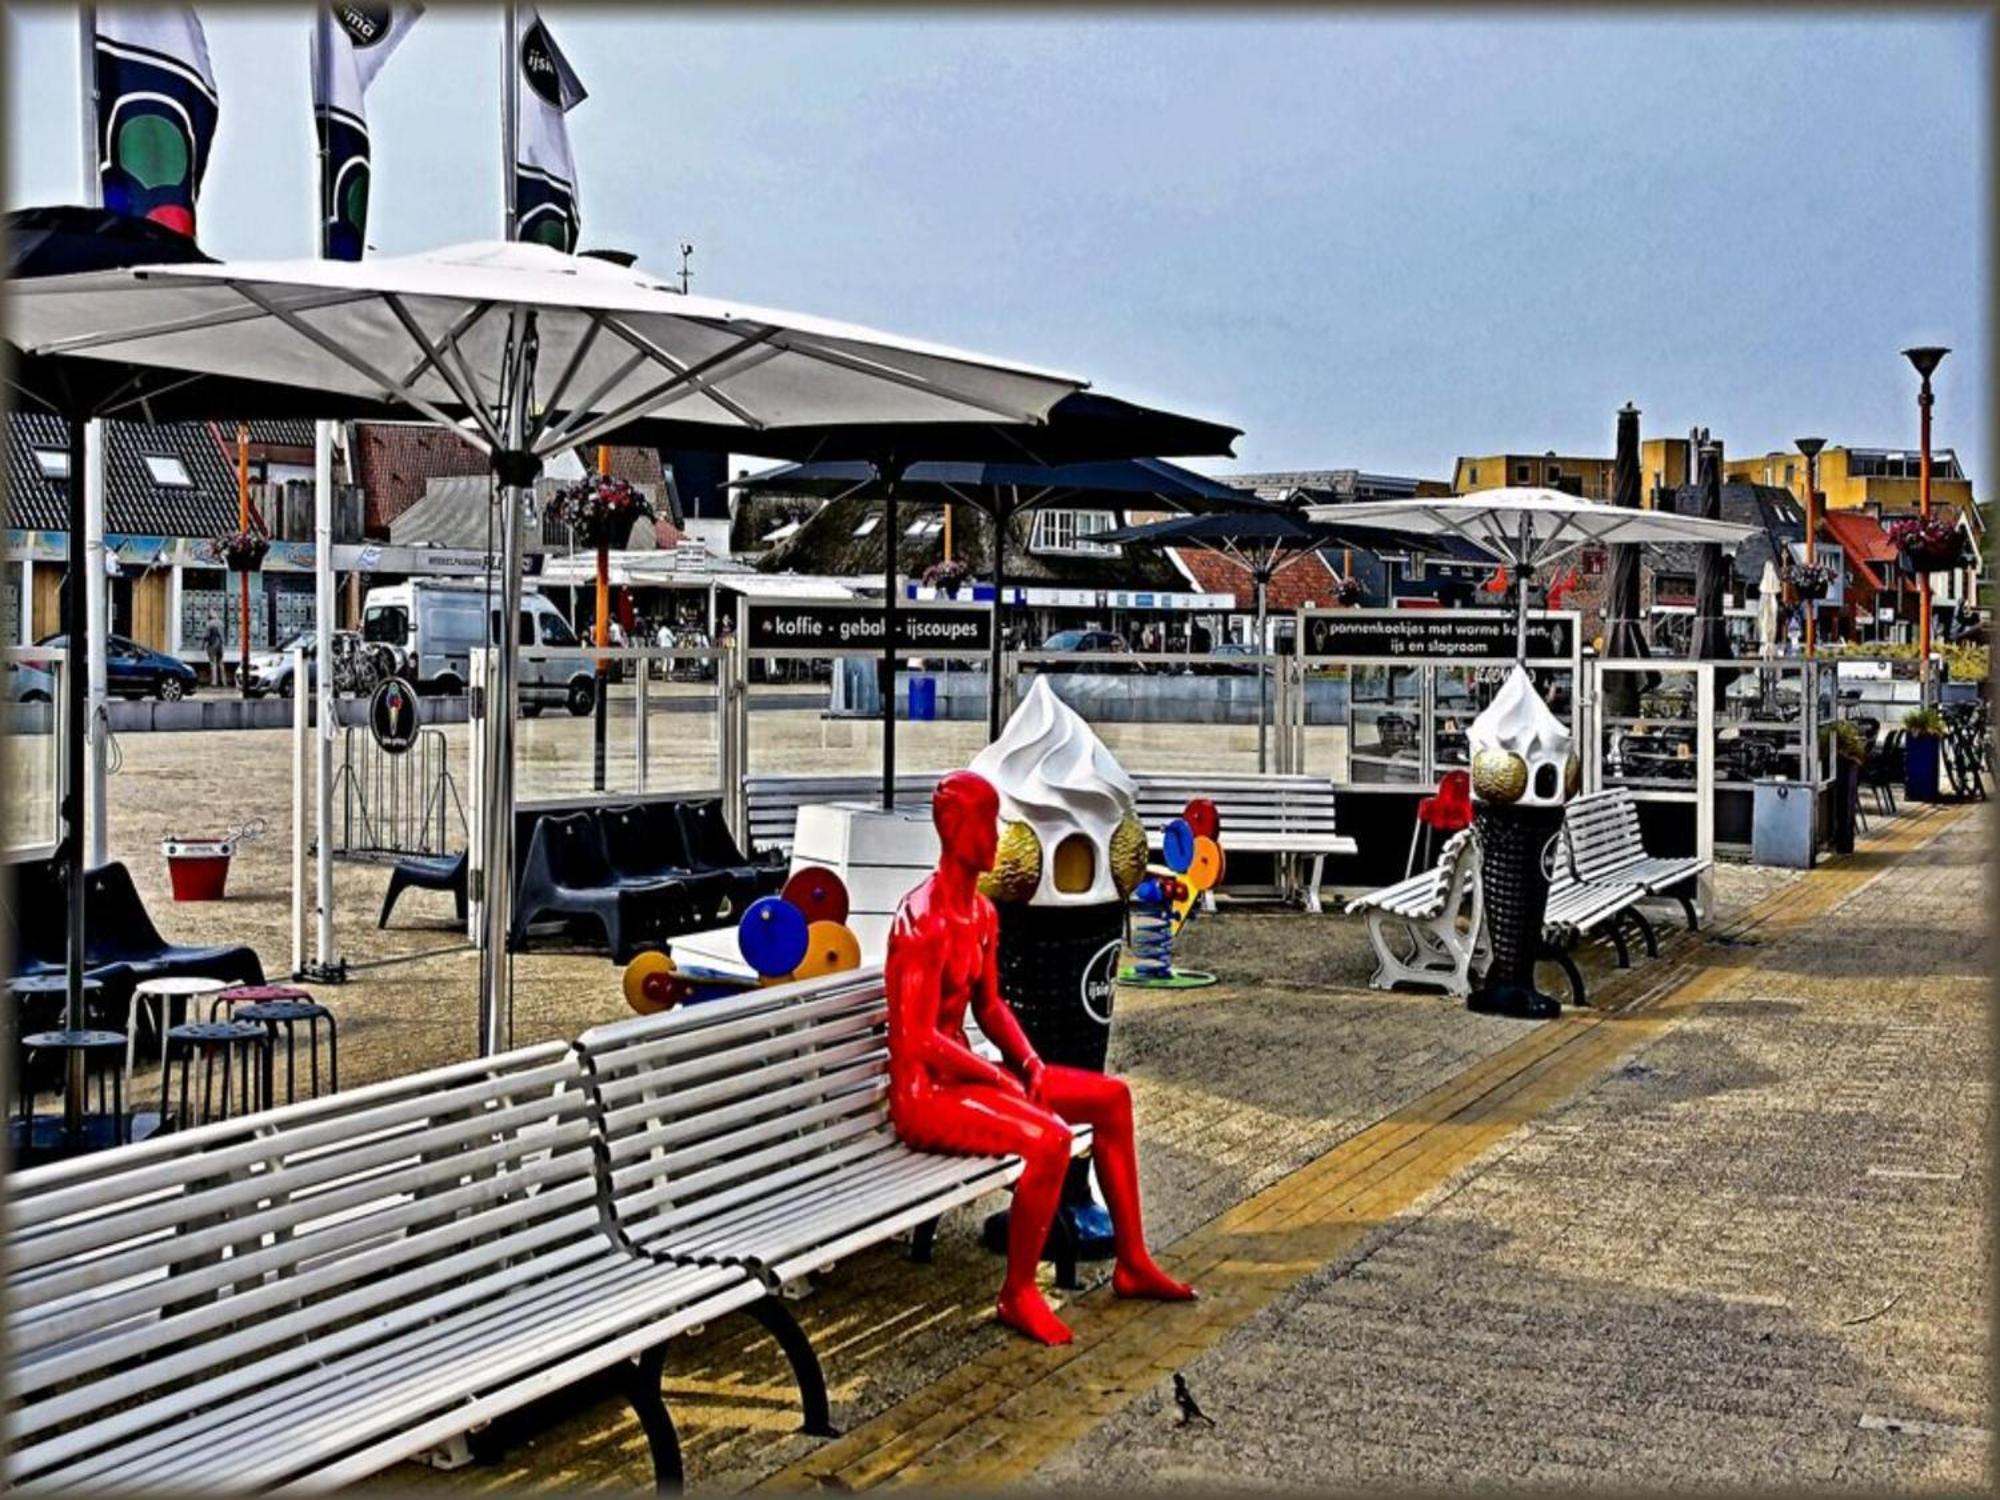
[893,1084,1077,1345]
[1035,1065,1196,1302]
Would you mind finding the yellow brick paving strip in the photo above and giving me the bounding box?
[760,802,1966,1492]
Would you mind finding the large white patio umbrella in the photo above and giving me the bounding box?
[8,239,1117,1054]
[1304,488,1759,665]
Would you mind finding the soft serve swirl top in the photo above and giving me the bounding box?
[969,677,1137,906]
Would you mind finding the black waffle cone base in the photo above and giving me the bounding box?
[1469,802,1565,1020]
[984,899,1127,1262]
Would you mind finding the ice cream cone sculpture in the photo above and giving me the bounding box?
[622,867,861,1014]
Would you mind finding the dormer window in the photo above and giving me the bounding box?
[32,448,68,479]
[142,454,193,487]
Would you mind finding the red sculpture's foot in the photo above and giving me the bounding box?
[997,1286,1074,1345]
[1113,1259,1197,1302]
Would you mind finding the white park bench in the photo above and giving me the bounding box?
[742,773,941,856]
[2,1045,767,1494]
[1132,773,1357,912]
[1560,788,1710,929]
[575,967,1097,1396]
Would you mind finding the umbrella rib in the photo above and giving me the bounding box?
[26,287,384,357]
[597,314,768,430]
[537,341,790,456]
[529,346,652,446]
[394,299,494,393]
[530,314,607,432]
[226,282,495,451]
[383,294,500,435]
[755,325,1062,426]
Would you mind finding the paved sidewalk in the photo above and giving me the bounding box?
[1030,804,1989,1490]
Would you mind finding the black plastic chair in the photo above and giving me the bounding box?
[600,805,732,924]
[378,851,469,928]
[1863,729,1903,817]
[672,798,788,915]
[509,812,693,962]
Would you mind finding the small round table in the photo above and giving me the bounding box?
[129,977,230,1104]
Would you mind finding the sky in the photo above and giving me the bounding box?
[5,7,1988,485]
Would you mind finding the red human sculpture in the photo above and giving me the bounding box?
[885,770,1196,1345]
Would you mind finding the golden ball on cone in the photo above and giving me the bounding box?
[979,819,1042,904]
[1564,752,1581,799]
[1472,748,1529,804]
[1110,813,1149,897]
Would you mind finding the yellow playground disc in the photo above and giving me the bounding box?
[792,920,862,980]
[623,950,678,1015]
[1186,836,1223,893]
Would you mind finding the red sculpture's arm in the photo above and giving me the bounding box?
[970,902,1045,1089]
[886,906,1020,1091]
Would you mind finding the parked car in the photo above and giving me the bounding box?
[245,631,315,698]
[1037,628,1145,673]
[29,633,198,701]
[6,660,56,702]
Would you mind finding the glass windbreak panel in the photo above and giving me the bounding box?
[1347,663,1423,784]
[1718,663,1807,783]
[746,654,994,783]
[1600,666,1699,789]
[1018,655,1265,776]
[4,655,60,852]
[1300,661,1350,784]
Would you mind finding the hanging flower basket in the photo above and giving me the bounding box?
[547,475,654,550]
[1333,576,1365,606]
[922,558,971,598]
[1885,516,1966,574]
[1783,562,1834,602]
[213,529,269,572]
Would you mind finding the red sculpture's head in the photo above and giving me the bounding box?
[933,770,1000,873]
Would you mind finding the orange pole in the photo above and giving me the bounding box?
[595,445,611,661]
[237,423,250,695]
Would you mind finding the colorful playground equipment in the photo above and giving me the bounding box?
[621,866,862,1014]
[1120,796,1226,988]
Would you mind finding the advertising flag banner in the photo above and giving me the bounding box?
[93,4,220,238]
[312,2,424,261]
[514,5,586,251]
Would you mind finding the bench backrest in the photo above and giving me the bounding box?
[1130,773,1342,843]
[4,1044,601,1486]
[1561,790,1648,882]
[602,802,695,882]
[743,774,940,854]
[540,810,616,889]
[575,969,894,1255]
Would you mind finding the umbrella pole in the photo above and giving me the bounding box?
[989,497,1007,741]
[62,411,89,1135]
[478,310,538,1058]
[878,461,904,811]
[1255,567,1269,774]
[1514,514,1531,668]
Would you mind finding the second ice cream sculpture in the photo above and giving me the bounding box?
[968,677,1150,1259]
[1466,665,1580,1019]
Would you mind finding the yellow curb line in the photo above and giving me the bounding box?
[758,803,1967,1492]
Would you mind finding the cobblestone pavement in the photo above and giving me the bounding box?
[1033,805,1990,1491]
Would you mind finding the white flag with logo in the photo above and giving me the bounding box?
[311,2,424,260]
[514,4,586,252]
[93,4,219,238]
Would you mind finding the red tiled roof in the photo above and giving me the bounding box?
[1167,544,1337,610]
[1820,511,1893,592]
[351,423,488,534]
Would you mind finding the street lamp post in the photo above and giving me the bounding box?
[1795,437,1825,658]
[1902,347,1949,703]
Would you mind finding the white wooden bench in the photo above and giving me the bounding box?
[1343,827,1485,996]
[575,968,1097,1388]
[1131,773,1356,912]
[1561,788,1709,929]
[743,773,941,856]
[3,1046,767,1494]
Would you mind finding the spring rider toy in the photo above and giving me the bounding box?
[1119,798,1225,988]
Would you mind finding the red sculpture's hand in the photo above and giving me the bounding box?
[1021,1055,1050,1105]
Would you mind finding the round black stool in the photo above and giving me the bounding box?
[234,999,338,1106]
[162,1022,270,1131]
[7,977,103,1095]
[208,983,312,1023]
[18,1029,128,1149]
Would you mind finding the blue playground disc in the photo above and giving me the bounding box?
[1162,818,1196,874]
[738,895,810,978]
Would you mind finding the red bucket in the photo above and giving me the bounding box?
[162,836,234,901]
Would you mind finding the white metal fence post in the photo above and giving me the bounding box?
[1696,663,1716,916]
[291,644,309,978]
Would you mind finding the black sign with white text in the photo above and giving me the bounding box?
[1303,611,1576,662]
[745,602,992,654]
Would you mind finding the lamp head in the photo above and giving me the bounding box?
[1902,346,1950,380]
[1795,437,1825,460]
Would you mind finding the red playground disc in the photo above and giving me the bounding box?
[782,866,851,927]
[1182,797,1220,841]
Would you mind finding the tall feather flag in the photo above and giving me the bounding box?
[311,2,424,261]
[93,4,220,237]
[514,5,587,252]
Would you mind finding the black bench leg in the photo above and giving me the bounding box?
[1543,945,1586,1008]
[1051,1213,1081,1292]
[1627,907,1658,959]
[745,1296,838,1438]
[1677,893,1699,932]
[909,1215,941,1264]
[1607,923,1631,969]
[617,1347,686,1494]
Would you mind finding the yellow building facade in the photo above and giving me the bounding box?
[1725,446,1975,514]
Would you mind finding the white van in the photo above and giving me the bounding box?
[360,580,596,717]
